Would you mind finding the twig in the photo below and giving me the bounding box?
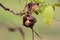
[33,28,43,40]
[54,17,60,22]
[31,28,34,40]
[0,3,24,16]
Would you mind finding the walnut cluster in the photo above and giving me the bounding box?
[23,15,37,28]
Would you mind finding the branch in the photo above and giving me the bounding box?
[53,3,60,7]
[0,3,24,16]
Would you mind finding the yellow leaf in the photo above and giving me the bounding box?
[42,6,54,25]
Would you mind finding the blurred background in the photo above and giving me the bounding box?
[0,0,60,40]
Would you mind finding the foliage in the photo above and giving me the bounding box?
[42,5,54,25]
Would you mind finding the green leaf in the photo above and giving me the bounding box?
[42,5,54,25]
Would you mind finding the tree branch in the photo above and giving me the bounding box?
[0,3,24,16]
